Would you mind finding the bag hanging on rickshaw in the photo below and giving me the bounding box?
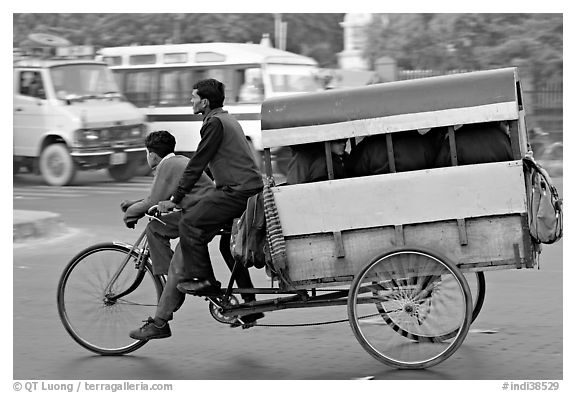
[523,155,563,244]
[230,192,267,269]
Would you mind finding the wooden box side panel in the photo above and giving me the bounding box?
[273,161,527,237]
[283,215,532,287]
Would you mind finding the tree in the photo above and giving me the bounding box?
[13,13,345,67]
[364,13,562,86]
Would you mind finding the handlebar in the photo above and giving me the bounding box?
[146,205,162,218]
[145,205,181,226]
[145,205,166,226]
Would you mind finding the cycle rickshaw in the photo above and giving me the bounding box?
[57,67,548,369]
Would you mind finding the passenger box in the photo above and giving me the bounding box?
[260,68,536,290]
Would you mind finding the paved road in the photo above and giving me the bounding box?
[12,171,564,382]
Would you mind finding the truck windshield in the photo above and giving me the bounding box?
[266,64,322,96]
[50,64,120,99]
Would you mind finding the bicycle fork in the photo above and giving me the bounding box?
[104,231,150,304]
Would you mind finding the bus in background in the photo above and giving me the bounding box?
[98,42,323,172]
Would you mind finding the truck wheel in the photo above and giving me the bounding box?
[39,143,76,186]
[108,161,137,182]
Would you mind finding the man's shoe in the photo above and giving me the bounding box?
[230,312,265,328]
[177,279,222,296]
[129,317,171,340]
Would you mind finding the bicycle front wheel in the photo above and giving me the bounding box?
[348,247,472,369]
[57,243,164,355]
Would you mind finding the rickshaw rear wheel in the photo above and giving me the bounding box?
[464,271,486,324]
[347,246,472,369]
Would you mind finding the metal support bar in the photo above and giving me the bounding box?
[264,148,273,178]
[395,225,404,246]
[509,120,522,160]
[385,133,396,173]
[231,287,306,295]
[520,213,535,268]
[224,259,243,300]
[222,297,350,317]
[333,231,346,258]
[324,141,334,180]
[457,218,468,246]
[448,126,458,166]
[513,243,522,269]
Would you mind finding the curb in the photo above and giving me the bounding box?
[13,210,66,242]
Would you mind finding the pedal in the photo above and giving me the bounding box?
[206,296,224,308]
[230,312,264,329]
[230,318,257,329]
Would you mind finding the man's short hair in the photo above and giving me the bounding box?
[193,78,225,109]
[145,130,176,158]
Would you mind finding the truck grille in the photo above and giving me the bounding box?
[75,124,146,148]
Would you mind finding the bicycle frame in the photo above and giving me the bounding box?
[100,212,354,320]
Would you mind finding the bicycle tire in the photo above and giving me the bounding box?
[464,271,486,324]
[57,243,164,355]
[347,246,472,369]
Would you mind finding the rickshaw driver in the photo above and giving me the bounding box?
[130,79,264,340]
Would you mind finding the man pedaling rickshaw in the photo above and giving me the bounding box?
[129,79,265,341]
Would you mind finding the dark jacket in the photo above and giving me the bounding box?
[286,143,350,184]
[434,122,513,167]
[349,130,442,176]
[172,108,263,204]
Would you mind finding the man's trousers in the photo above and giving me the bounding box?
[177,186,262,282]
[149,187,260,321]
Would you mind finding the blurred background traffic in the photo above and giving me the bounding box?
[13,13,563,187]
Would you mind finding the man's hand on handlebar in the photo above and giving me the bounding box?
[146,205,169,226]
[157,200,177,213]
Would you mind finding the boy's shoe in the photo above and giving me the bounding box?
[129,317,171,340]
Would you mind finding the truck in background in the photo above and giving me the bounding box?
[13,34,148,186]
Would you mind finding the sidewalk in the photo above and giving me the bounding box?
[13,210,66,242]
